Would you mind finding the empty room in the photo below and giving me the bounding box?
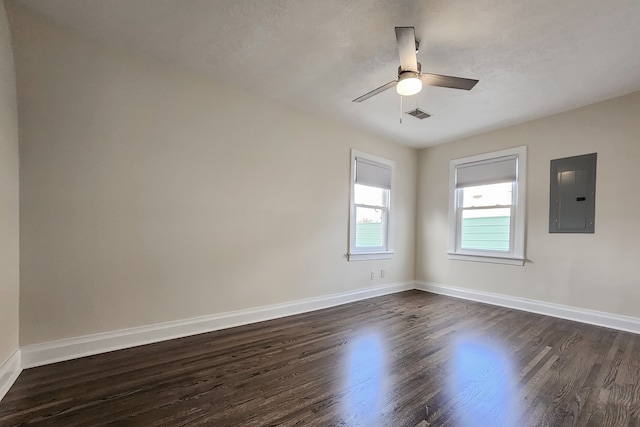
[1,0,640,426]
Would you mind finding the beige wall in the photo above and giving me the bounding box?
[0,1,20,365]
[9,1,639,349]
[417,91,640,317]
[8,5,416,345]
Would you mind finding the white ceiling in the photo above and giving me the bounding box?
[14,0,640,148]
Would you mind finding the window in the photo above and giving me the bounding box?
[448,146,527,265]
[348,150,394,261]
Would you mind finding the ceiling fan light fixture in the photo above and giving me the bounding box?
[396,72,422,96]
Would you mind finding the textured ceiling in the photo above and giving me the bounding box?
[13,0,640,148]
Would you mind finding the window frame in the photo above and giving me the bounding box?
[448,146,527,266]
[348,150,395,261]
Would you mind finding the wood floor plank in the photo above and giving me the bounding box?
[2,290,640,426]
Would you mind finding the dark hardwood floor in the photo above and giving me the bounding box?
[2,290,640,426]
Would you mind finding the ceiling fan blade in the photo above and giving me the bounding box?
[420,73,479,90]
[395,27,418,72]
[352,80,397,102]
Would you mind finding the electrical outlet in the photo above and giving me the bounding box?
[370,271,375,280]
[380,269,385,278]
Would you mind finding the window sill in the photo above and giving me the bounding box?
[348,251,394,261]
[447,252,524,266]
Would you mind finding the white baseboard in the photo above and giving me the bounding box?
[17,280,640,374]
[0,349,22,402]
[21,282,414,369]
[416,281,640,335]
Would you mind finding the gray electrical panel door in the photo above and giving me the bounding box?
[549,153,597,233]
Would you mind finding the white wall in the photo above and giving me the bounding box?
[0,1,20,367]
[417,91,640,318]
[8,5,416,346]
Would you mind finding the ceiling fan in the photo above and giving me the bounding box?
[353,27,479,102]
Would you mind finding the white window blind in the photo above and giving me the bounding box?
[355,157,392,190]
[455,156,517,188]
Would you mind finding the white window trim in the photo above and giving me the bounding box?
[348,149,395,262]
[448,146,527,266]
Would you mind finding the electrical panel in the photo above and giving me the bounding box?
[549,153,597,233]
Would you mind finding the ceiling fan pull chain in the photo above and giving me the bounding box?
[400,95,403,124]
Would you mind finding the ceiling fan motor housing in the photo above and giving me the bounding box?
[398,63,422,75]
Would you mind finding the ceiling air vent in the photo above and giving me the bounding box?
[406,108,431,119]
